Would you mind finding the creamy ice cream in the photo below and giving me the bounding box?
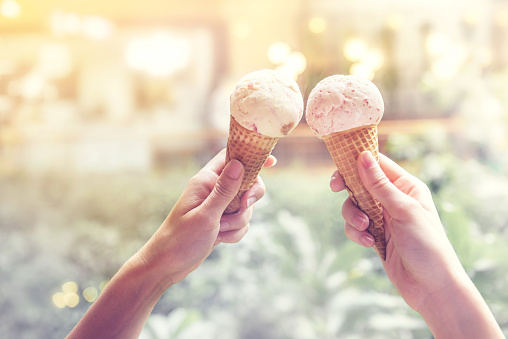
[230,69,304,138]
[306,74,387,260]
[306,75,384,138]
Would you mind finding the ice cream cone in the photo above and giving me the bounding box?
[323,124,386,260]
[224,116,279,214]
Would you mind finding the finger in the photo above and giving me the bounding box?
[341,197,369,231]
[202,159,244,219]
[330,170,346,192]
[377,153,412,183]
[220,206,253,232]
[241,175,266,210]
[379,153,436,212]
[344,223,375,247]
[357,151,413,213]
[218,224,250,244]
[203,148,228,175]
[263,155,277,168]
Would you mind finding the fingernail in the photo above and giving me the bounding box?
[361,151,376,169]
[353,215,368,230]
[360,235,374,247]
[226,160,243,179]
[246,197,257,208]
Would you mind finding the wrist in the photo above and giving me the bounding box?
[67,254,172,339]
[419,271,503,338]
[125,251,176,296]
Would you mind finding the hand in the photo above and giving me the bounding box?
[331,151,461,309]
[331,151,503,338]
[134,149,275,286]
[66,149,276,339]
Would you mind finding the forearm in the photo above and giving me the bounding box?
[66,256,170,339]
[419,274,503,339]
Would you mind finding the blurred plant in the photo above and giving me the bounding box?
[0,168,194,338]
[4,70,508,337]
[386,126,508,334]
[141,308,215,339]
[152,166,430,339]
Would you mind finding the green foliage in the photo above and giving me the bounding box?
[0,169,192,338]
[145,166,430,338]
[386,130,508,334]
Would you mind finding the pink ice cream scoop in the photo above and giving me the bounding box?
[305,74,384,138]
[230,69,304,138]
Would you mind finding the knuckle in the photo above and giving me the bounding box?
[187,174,202,187]
[369,173,391,192]
[214,180,234,198]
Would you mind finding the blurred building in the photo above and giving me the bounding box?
[0,0,506,172]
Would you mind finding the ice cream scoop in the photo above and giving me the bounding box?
[306,74,383,137]
[225,69,304,214]
[230,69,304,138]
[306,74,386,260]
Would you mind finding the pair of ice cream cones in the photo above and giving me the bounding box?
[224,70,386,260]
[224,116,386,260]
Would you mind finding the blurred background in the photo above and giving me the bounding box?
[2,0,508,338]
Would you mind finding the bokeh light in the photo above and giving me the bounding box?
[83,287,99,302]
[343,38,368,62]
[308,17,326,34]
[100,280,109,291]
[285,51,307,75]
[81,16,114,40]
[125,33,191,77]
[267,42,306,79]
[50,10,81,36]
[63,293,80,308]
[344,38,383,80]
[37,43,73,79]
[426,33,450,57]
[52,281,80,308]
[19,73,45,100]
[364,48,384,71]
[52,292,66,309]
[276,51,307,80]
[49,10,114,39]
[0,0,21,18]
[62,281,78,294]
[267,42,291,65]
[349,62,375,81]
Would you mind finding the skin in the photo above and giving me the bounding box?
[330,151,504,339]
[66,149,276,339]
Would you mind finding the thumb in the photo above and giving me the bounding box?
[357,151,408,213]
[203,159,244,217]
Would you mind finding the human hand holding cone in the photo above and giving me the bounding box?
[306,75,386,260]
[224,69,304,214]
[224,117,279,213]
[323,125,385,259]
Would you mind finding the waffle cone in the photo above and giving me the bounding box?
[224,117,279,214]
[323,124,386,260]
